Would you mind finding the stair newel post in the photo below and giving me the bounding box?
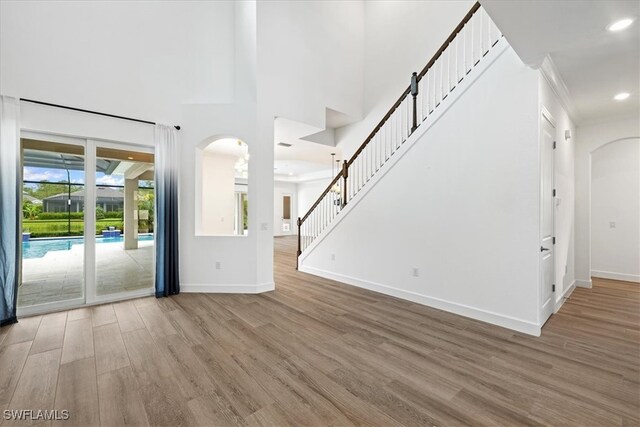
[296,217,302,270]
[342,160,348,207]
[411,71,419,133]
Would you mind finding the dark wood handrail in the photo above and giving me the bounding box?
[300,170,343,223]
[299,1,482,230]
[346,86,411,168]
[347,1,480,170]
[417,2,481,80]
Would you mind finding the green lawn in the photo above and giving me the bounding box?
[23,219,124,238]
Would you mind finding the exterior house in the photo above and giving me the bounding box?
[42,187,124,213]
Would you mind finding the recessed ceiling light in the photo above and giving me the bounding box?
[607,18,634,32]
[127,156,134,160]
[614,92,630,101]
[288,172,294,176]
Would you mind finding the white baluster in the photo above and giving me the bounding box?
[439,56,443,104]
[365,143,369,182]
[472,13,476,66]
[395,108,400,150]
[480,7,484,57]
[403,96,408,135]
[409,95,413,135]
[376,132,379,170]
[463,22,468,76]
[390,115,395,155]
[445,45,450,96]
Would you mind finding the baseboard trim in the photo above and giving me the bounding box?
[299,265,541,336]
[555,280,576,312]
[575,279,592,288]
[181,282,275,294]
[591,270,640,283]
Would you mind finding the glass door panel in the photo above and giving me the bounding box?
[95,146,154,296]
[20,139,85,308]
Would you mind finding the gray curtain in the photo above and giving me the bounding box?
[0,96,20,326]
[154,124,180,297]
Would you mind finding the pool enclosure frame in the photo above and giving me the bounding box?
[18,130,156,317]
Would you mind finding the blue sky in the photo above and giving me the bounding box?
[23,166,125,187]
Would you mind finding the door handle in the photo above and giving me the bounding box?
[540,246,550,252]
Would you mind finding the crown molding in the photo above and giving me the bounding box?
[540,55,577,123]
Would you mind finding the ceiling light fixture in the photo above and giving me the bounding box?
[607,18,634,32]
[127,156,134,160]
[614,92,630,101]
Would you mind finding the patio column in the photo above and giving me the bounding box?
[124,178,138,250]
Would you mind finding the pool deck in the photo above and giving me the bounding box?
[19,240,153,307]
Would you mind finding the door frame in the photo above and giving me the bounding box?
[88,139,155,305]
[279,192,294,236]
[539,108,556,325]
[17,131,155,317]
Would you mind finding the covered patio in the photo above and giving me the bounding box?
[19,238,154,307]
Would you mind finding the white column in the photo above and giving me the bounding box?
[124,178,138,250]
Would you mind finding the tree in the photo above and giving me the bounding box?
[96,206,106,220]
[25,181,81,200]
[22,202,40,220]
[138,191,155,230]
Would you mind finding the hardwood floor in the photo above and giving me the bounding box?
[0,236,638,426]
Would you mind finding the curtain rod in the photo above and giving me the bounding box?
[19,98,181,130]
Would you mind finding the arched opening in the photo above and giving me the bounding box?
[590,137,640,283]
[196,137,249,236]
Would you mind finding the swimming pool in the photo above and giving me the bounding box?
[22,235,154,259]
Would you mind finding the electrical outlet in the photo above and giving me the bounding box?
[412,267,420,277]
[331,254,335,261]
[215,261,221,270]
[609,221,616,229]
[260,222,268,231]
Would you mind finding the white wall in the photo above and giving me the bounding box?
[256,0,364,130]
[1,1,268,292]
[273,181,298,236]
[336,0,474,158]
[201,153,236,235]
[2,0,369,294]
[538,76,576,304]
[0,0,235,124]
[575,116,640,286]
[301,46,542,335]
[591,138,640,282]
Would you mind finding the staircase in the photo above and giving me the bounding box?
[297,2,503,267]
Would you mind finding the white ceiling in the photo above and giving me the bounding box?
[200,124,344,181]
[326,108,358,128]
[203,137,248,158]
[274,117,344,181]
[482,0,640,124]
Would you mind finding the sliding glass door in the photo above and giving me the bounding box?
[20,138,86,309]
[19,134,155,314]
[94,145,155,298]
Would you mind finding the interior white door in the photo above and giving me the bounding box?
[540,114,555,323]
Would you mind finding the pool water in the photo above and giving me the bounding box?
[22,235,154,259]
